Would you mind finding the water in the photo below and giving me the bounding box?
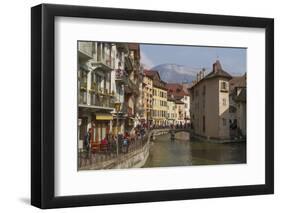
[143,132,246,168]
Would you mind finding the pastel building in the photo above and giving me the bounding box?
[166,83,190,125]
[167,96,177,125]
[77,42,142,151]
[78,41,116,151]
[144,70,168,126]
[142,71,154,125]
[229,74,247,138]
[189,60,232,140]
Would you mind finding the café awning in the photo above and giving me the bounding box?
[96,113,113,120]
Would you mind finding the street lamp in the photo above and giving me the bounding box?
[114,102,121,156]
[147,111,150,130]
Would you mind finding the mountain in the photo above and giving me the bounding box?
[152,64,197,83]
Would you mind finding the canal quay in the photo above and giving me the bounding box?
[78,129,246,171]
[78,42,247,171]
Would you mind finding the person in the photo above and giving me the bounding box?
[140,127,145,142]
[123,137,129,153]
[83,128,91,156]
[101,136,108,152]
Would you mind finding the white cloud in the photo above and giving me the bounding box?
[140,50,155,69]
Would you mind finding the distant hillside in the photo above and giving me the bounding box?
[152,64,197,83]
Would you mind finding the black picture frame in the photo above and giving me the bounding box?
[31,3,274,209]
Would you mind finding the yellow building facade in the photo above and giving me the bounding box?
[142,74,153,124]
[152,86,168,126]
[167,99,176,125]
[144,70,168,126]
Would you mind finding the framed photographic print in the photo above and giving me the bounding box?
[31,3,274,209]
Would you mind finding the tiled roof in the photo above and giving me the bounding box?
[229,74,246,91]
[166,83,189,97]
[144,70,167,90]
[128,43,139,50]
[190,60,232,89]
[144,70,158,78]
[204,60,232,80]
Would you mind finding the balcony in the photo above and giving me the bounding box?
[80,81,87,91]
[119,104,134,117]
[125,56,134,72]
[115,69,127,84]
[92,54,113,71]
[124,78,139,96]
[78,42,93,61]
[88,95,115,109]
[116,43,129,53]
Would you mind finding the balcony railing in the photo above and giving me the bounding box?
[125,78,139,95]
[78,42,92,60]
[90,96,115,108]
[115,69,127,84]
[93,53,113,71]
[80,82,87,90]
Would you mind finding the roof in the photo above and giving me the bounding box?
[229,74,246,91]
[128,43,140,50]
[204,60,232,80]
[167,95,176,102]
[190,60,232,89]
[182,83,191,94]
[175,99,184,104]
[144,70,160,79]
[166,83,189,97]
[144,69,167,90]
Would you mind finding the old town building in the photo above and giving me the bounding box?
[123,44,143,133]
[166,83,190,125]
[142,70,154,126]
[77,41,142,151]
[229,74,247,138]
[189,60,232,140]
[167,96,177,125]
[144,70,168,126]
[78,41,116,151]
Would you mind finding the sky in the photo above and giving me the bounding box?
[140,44,247,75]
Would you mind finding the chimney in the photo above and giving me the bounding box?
[213,62,218,73]
[197,73,199,82]
[202,68,206,78]
[213,60,222,73]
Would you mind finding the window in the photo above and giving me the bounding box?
[96,74,102,91]
[82,91,87,104]
[222,98,226,106]
[221,81,228,91]
[91,93,96,105]
[97,42,101,61]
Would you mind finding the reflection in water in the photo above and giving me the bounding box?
[143,132,246,168]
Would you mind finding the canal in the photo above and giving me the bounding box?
[143,132,246,168]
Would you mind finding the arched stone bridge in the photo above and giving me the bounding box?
[149,128,191,141]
